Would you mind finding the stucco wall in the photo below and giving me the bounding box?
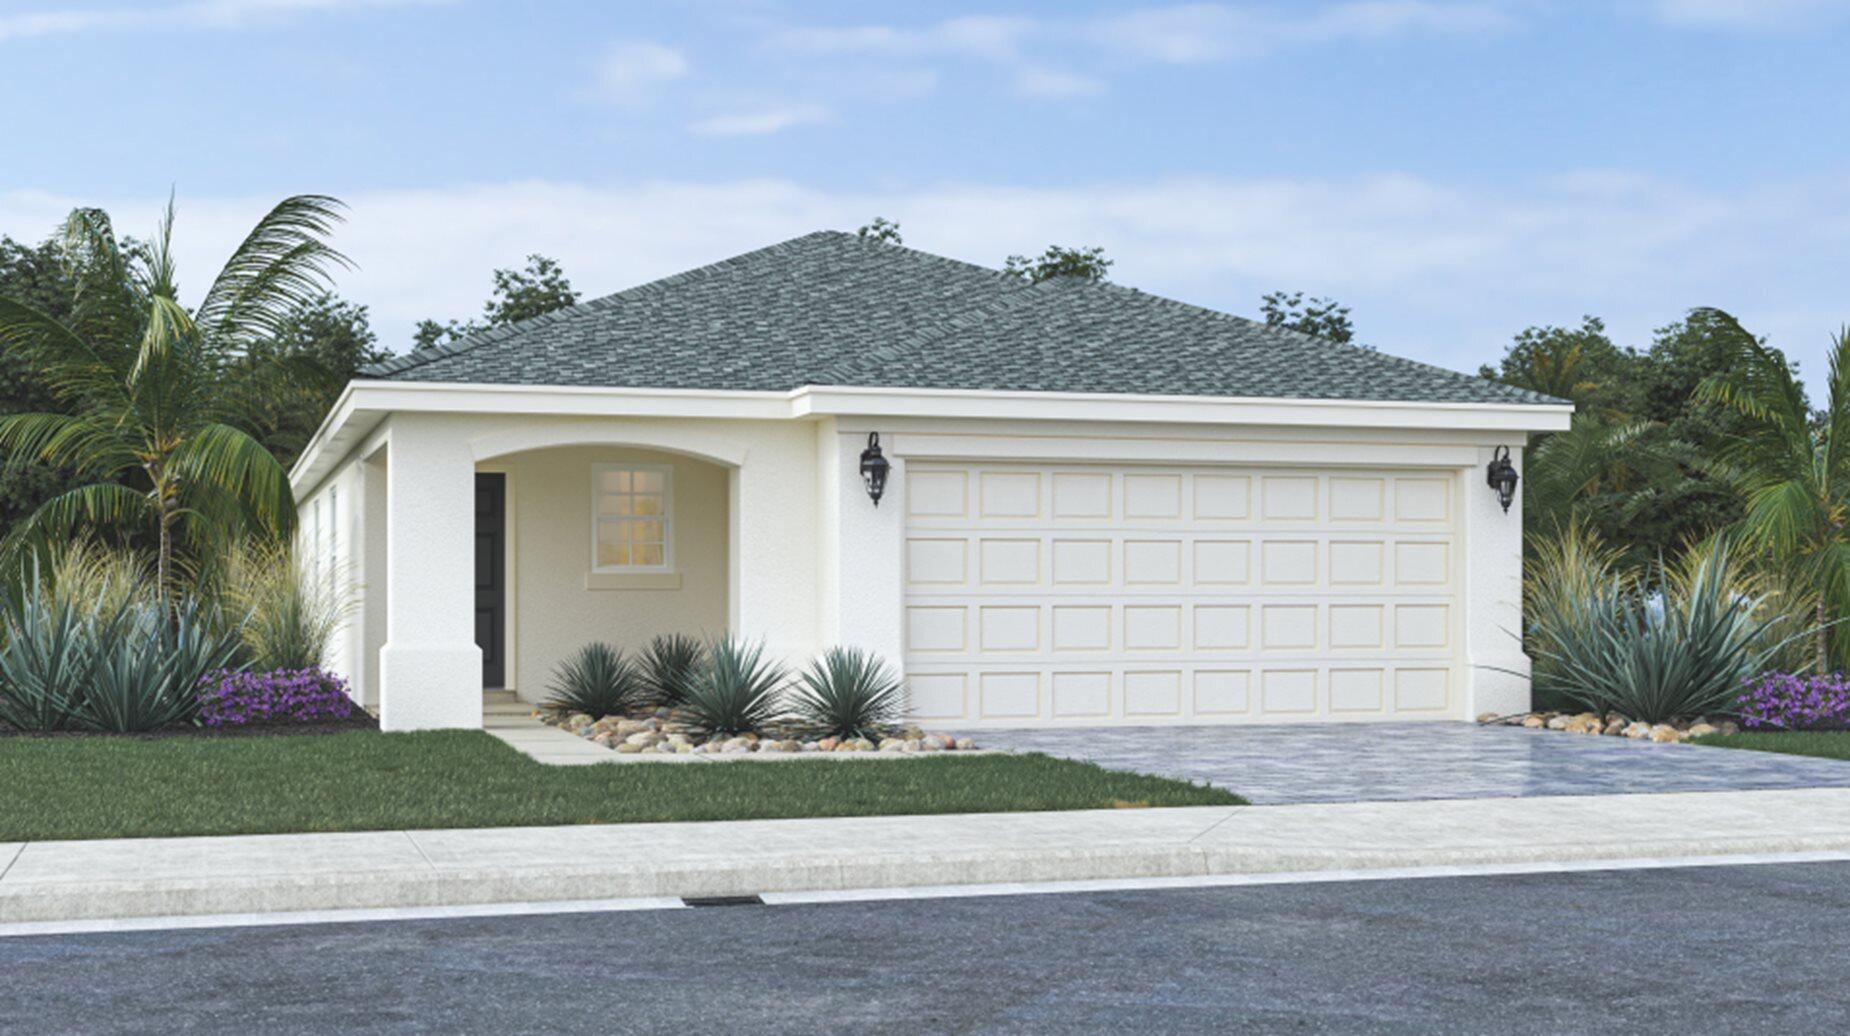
[488,445,731,701]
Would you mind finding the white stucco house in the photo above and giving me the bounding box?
[289,231,1571,732]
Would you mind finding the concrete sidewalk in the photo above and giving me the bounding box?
[7,788,1850,924]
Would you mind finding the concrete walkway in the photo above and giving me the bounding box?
[481,691,630,765]
[8,788,1850,924]
[969,722,1850,803]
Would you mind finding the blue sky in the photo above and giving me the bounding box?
[4,0,1849,379]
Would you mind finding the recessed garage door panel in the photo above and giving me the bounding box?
[902,463,1462,726]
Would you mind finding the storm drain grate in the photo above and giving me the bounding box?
[682,894,765,908]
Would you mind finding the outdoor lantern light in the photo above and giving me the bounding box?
[859,432,890,506]
[1486,445,1520,513]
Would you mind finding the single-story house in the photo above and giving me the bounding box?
[289,231,1571,732]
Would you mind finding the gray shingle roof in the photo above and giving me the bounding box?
[367,231,1557,406]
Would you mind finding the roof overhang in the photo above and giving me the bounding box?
[290,379,1574,493]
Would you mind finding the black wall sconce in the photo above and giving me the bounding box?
[859,432,890,506]
[1486,445,1519,513]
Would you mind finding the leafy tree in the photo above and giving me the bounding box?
[1260,291,1356,345]
[231,292,386,467]
[0,235,84,531]
[1694,315,1850,673]
[483,253,580,326]
[0,197,347,594]
[413,253,580,352]
[1478,316,1636,415]
[857,217,903,244]
[1003,245,1112,284]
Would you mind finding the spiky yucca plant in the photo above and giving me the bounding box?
[639,633,704,707]
[543,642,647,718]
[787,647,906,741]
[677,636,786,738]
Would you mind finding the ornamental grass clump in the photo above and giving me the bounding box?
[677,636,787,738]
[216,540,351,671]
[200,667,356,727]
[543,642,647,718]
[1524,538,1815,723]
[1737,672,1850,731]
[787,646,907,741]
[639,633,704,707]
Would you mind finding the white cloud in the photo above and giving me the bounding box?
[5,170,1841,383]
[1096,2,1515,63]
[585,41,689,107]
[767,16,1034,61]
[1652,0,1850,28]
[1014,67,1107,98]
[0,0,443,43]
[688,105,831,137]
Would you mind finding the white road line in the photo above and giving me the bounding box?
[7,848,1850,937]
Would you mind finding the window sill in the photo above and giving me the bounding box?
[584,571,683,591]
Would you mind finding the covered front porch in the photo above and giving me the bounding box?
[309,410,900,731]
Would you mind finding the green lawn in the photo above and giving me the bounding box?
[0,730,1241,842]
[1691,730,1850,761]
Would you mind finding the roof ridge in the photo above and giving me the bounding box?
[362,230,850,378]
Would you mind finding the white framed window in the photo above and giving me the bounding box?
[328,485,340,580]
[593,464,673,571]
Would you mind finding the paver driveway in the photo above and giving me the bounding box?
[966,722,1850,804]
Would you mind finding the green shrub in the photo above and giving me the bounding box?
[75,596,241,732]
[543,642,647,718]
[639,633,704,707]
[217,540,349,671]
[677,636,787,737]
[1525,538,1813,722]
[787,646,907,740]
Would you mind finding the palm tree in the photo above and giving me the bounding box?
[1696,315,1850,674]
[0,195,348,596]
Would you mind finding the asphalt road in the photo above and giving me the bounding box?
[3,862,1847,1034]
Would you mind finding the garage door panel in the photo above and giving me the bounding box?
[904,462,1461,726]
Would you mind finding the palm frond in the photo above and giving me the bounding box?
[0,482,152,574]
[168,422,298,537]
[0,296,126,408]
[194,195,351,358]
[0,412,138,479]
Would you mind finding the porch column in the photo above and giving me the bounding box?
[377,414,483,730]
[728,433,821,665]
[1461,444,1530,718]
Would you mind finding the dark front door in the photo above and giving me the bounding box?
[475,473,507,688]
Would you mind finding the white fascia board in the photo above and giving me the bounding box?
[792,384,1575,433]
[290,379,1572,493]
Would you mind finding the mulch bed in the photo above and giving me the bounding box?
[0,712,380,740]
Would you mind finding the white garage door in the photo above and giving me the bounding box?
[901,462,1463,726]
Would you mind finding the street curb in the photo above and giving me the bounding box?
[10,817,1850,924]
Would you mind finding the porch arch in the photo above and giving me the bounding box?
[469,423,749,469]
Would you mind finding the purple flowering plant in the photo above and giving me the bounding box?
[1736,672,1850,731]
[199,667,356,727]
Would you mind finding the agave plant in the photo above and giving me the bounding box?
[75,595,242,733]
[638,633,704,707]
[543,642,647,718]
[677,636,787,738]
[1526,538,1816,722]
[0,560,104,731]
[787,647,907,741]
